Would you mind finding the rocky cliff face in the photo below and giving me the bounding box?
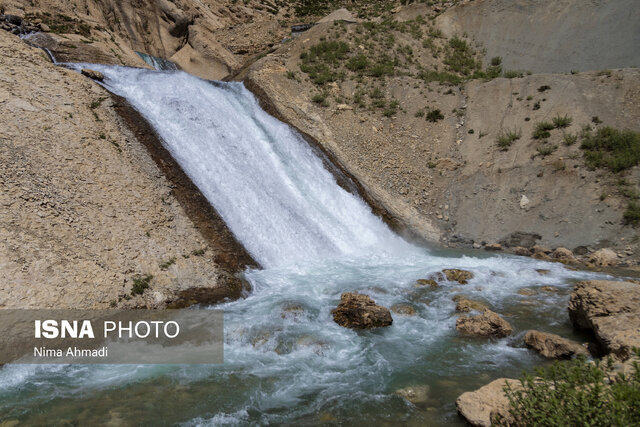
[2,0,290,80]
[243,3,640,260]
[0,30,250,308]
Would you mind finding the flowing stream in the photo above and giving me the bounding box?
[0,65,605,425]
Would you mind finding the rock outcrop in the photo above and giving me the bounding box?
[332,293,393,329]
[568,280,640,359]
[81,68,104,81]
[456,310,513,338]
[524,330,588,359]
[456,378,518,427]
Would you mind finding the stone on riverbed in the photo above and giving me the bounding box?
[442,269,474,284]
[332,292,393,329]
[391,304,416,316]
[456,309,513,338]
[395,385,430,404]
[452,295,488,313]
[456,378,519,426]
[524,330,588,359]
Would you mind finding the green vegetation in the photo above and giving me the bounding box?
[537,85,551,92]
[533,121,554,139]
[443,37,478,75]
[563,133,578,146]
[501,352,640,426]
[552,114,573,129]
[496,129,522,151]
[425,108,444,122]
[159,257,176,271]
[131,274,153,296]
[311,92,330,107]
[580,126,640,172]
[25,12,92,37]
[536,143,558,157]
[624,201,640,225]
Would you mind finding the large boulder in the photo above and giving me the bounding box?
[456,309,513,338]
[568,280,640,359]
[332,293,393,329]
[524,330,588,359]
[456,378,519,426]
[587,248,619,267]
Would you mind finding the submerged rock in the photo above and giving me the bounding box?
[517,288,537,296]
[456,309,513,338]
[452,295,488,313]
[391,304,416,316]
[442,269,474,284]
[456,378,519,426]
[332,292,393,329]
[524,330,588,359]
[568,280,640,359]
[395,385,430,404]
[415,278,439,288]
[81,68,104,81]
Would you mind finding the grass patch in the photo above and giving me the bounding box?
[533,121,555,139]
[425,108,444,122]
[131,274,153,296]
[536,143,558,157]
[496,129,522,151]
[501,352,640,426]
[624,201,640,225]
[159,257,176,271]
[563,133,578,146]
[552,114,572,129]
[580,126,640,172]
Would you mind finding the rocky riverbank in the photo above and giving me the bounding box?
[0,30,253,308]
[456,278,640,425]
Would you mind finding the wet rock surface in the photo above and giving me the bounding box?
[524,330,588,359]
[456,309,513,338]
[81,68,104,81]
[442,269,474,284]
[569,280,640,359]
[456,378,518,427]
[332,293,393,329]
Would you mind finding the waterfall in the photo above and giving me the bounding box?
[66,64,414,268]
[135,52,178,71]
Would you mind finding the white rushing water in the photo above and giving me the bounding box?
[0,65,609,425]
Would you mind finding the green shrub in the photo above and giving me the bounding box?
[537,85,551,92]
[501,353,640,426]
[346,54,369,71]
[580,126,640,172]
[443,37,478,75]
[496,129,522,150]
[503,70,524,79]
[624,201,640,225]
[417,70,462,86]
[159,257,176,271]
[563,133,578,146]
[533,121,555,139]
[536,143,558,157]
[131,274,153,296]
[426,108,444,122]
[552,114,573,128]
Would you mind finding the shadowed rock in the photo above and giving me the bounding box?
[524,330,588,359]
[81,68,104,81]
[569,280,640,360]
[332,292,393,329]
